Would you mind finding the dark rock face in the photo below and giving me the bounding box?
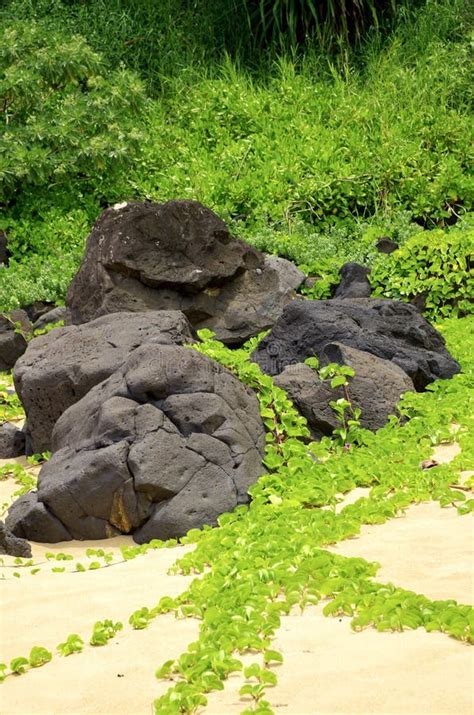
[0,310,31,371]
[14,311,195,454]
[252,299,460,390]
[196,255,305,344]
[0,422,25,458]
[274,342,414,437]
[66,201,304,344]
[32,306,67,331]
[8,345,265,543]
[0,521,32,557]
[333,262,371,299]
[0,231,9,266]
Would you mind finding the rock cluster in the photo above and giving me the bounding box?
[252,298,459,390]
[7,345,266,543]
[2,199,462,546]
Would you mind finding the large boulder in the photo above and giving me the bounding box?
[7,345,266,543]
[66,200,304,344]
[252,298,460,390]
[0,521,32,557]
[14,311,195,454]
[0,310,31,371]
[274,342,414,437]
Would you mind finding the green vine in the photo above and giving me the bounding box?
[0,318,472,713]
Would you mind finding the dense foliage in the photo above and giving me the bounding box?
[1,0,430,86]
[371,226,474,318]
[0,0,472,314]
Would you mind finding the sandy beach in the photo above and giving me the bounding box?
[1,444,472,715]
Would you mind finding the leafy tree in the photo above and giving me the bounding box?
[0,19,147,207]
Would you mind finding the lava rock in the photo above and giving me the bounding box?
[9,344,266,542]
[333,262,371,299]
[32,306,67,331]
[22,302,56,324]
[274,342,414,437]
[376,237,399,254]
[252,298,460,390]
[196,255,305,344]
[14,310,195,454]
[66,200,304,344]
[6,492,72,542]
[0,521,32,557]
[0,310,31,371]
[0,422,25,458]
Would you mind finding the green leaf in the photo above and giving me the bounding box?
[10,657,29,674]
[29,646,52,667]
[263,649,283,664]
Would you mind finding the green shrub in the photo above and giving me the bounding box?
[0,254,79,311]
[370,227,474,318]
[0,19,147,206]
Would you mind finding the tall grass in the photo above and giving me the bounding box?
[1,0,452,91]
[238,0,420,51]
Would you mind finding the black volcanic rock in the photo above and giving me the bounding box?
[66,200,304,344]
[252,298,460,390]
[14,310,195,453]
[8,344,266,543]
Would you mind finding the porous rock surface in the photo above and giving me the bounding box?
[252,298,460,389]
[7,345,266,543]
[66,200,304,344]
[14,310,195,454]
[0,521,32,557]
[274,342,414,437]
[0,310,31,371]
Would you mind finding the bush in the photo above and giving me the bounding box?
[0,254,79,311]
[370,226,474,318]
[0,19,147,207]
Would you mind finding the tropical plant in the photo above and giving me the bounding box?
[0,18,147,207]
[370,227,474,318]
